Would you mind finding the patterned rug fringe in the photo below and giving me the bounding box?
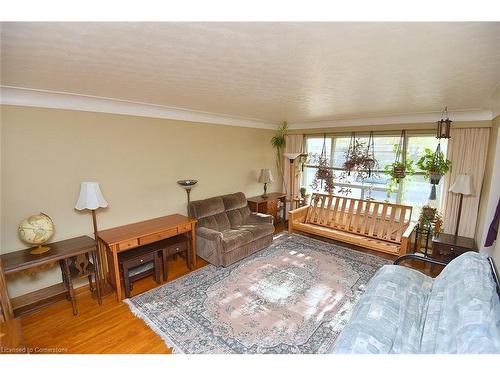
[123,298,184,354]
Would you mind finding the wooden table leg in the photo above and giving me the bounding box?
[61,258,77,315]
[162,249,169,281]
[112,248,122,301]
[91,250,102,305]
[191,225,197,269]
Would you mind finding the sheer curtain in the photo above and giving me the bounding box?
[282,135,304,197]
[443,128,490,237]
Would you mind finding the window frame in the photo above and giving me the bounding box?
[301,131,447,209]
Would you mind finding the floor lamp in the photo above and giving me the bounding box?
[75,181,110,300]
[449,174,473,237]
[283,153,307,213]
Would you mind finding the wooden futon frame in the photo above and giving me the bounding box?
[289,193,417,256]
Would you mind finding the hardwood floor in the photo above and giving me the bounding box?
[3,222,441,354]
[11,256,208,354]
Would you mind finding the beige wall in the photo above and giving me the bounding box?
[477,115,500,266]
[1,105,278,297]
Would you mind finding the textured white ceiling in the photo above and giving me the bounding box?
[1,22,499,124]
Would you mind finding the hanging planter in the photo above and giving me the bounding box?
[392,164,407,180]
[311,134,335,194]
[343,132,357,175]
[343,132,376,179]
[429,171,442,185]
[387,130,409,183]
[362,131,377,178]
[416,143,452,199]
[384,129,415,200]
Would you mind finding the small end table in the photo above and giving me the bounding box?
[247,193,287,224]
[432,232,477,264]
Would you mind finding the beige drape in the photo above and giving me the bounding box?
[282,135,304,198]
[443,128,490,237]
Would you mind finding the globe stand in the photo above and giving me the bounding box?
[30,245,51,255]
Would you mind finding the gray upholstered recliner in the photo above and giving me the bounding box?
[188,192,274,267]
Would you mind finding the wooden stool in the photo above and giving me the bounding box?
[155,234,192,281]
[119,247,162,298]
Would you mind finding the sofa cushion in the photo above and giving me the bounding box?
[221,229,254,253]
[295,222,401,255]
[420,252,500,354]
[233,223,274,241]
[213,212,231,231]
[190,196,225,219]
[226,209,245,227]
[226,207,251,226]
[222,192,248,211]
[333,265,433,354]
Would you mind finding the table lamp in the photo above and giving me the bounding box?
[449,174,473,236]
[258,169,273,198]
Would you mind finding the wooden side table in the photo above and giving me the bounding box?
[247,192,287,224]
[432,232,477,263]
[1,236,101,317]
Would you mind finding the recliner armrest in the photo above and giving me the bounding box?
[196,227,223,242]
[246,212,274,225]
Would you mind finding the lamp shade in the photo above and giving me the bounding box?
[449,174,473,196]
[283,152,303,161]
[258,169,274,184]
[75,182,109,210]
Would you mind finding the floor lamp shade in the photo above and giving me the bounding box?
[449,174,473,196]
[75,182,109,210]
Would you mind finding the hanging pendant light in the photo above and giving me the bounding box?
[436,106,452,139]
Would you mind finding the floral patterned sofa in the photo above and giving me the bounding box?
[332,252,500,354]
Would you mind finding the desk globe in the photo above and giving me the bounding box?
[18,213,55,254]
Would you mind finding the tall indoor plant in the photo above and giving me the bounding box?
[271,121,288,191]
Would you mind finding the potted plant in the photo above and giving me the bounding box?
[270,121,288,190]
[416,148,452,185]
[300,186,310,205]
[418,205,443,234]
[384,159,415,183]
[343,136,370,175]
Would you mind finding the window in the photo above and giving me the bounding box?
[303,133,448,219]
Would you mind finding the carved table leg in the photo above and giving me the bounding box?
[62,258,78,315]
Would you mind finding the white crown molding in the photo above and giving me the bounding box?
[1,86,494,130]
[288,110,494,130]
[0,86,278,130]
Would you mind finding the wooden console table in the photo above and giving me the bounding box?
[97,214,197,301]
[247,192,287,224]
[1,236,101,317]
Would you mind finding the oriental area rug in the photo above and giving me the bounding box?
[125,233,389,353]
